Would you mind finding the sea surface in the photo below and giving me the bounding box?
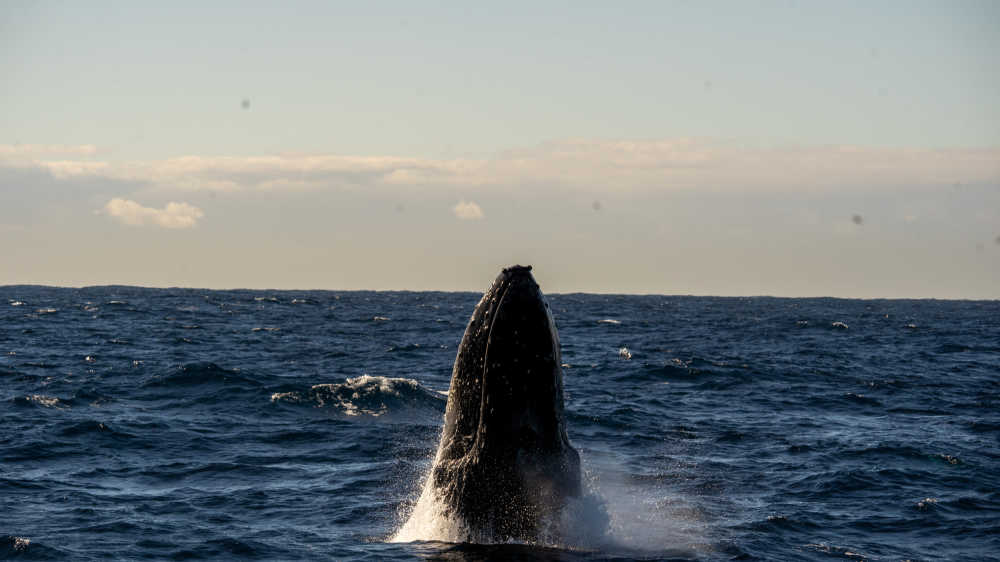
[1,285,998,561]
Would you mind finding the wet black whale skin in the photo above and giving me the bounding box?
[431,265,581,542]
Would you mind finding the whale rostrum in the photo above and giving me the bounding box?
[431,265,581,542]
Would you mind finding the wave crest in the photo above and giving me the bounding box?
[271,375,444,417]
[143,362,260,388]
[12,394,69,409]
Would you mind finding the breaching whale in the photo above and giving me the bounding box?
[429,265,581,542]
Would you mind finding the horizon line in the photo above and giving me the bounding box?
[2,283,997,302]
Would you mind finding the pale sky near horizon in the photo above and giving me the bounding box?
[2,1,998,298]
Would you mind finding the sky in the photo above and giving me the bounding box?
[1,0,998,298]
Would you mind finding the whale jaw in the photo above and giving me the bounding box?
[432,265,581,542]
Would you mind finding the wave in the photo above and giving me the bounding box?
[932,342,1000,354]
[839,392,884,407]
[803,542,873,560]
[55,420,137,441]
[385,343,433,354]
[631,358,756,391]
[142,362,262,389]
[0,367,43,383]
[0,536,67,560]
[11,394,70,409]
[271,375,444,417]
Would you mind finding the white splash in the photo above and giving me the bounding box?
[392,452,713,556]
[391,466,470,543]
[391,442,613,548]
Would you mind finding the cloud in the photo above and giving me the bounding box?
[0,145,104,173]
[452,200,484,220]
[102,198,204,229]
[4,140,998,195]
[39,160,111,179]
[113,154,478,192]
[0,144,98,157]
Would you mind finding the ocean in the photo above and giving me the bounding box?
[1,285,997,560]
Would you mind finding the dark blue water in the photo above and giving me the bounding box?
[2,286,998,560]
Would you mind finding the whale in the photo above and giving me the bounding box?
[429,265,581,542]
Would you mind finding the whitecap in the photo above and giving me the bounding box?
[937,454,960,465]
[598,319,621,325]
[272,375,441,417]
[270,391,302,403]
[831,321,849,330]
[804,543,868,560]
[26,394,67,409]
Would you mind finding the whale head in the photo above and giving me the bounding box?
[432,265,581,541]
